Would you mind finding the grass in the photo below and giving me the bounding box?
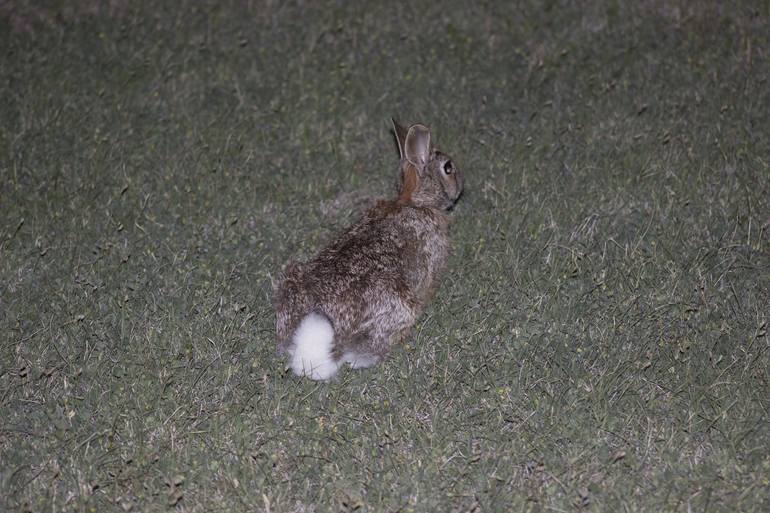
[1,0,769,511]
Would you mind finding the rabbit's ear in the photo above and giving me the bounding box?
[392,118,409,160]
[405,124,431,168]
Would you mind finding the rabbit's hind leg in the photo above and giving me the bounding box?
[341,352,380,369]
[339,329,380,369]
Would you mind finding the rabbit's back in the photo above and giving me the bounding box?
[275,202,450,355]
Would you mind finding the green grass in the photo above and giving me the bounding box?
[1,1,769,511]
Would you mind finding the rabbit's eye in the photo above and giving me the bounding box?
[442,161,453,175]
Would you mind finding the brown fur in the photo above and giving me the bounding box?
[397,164,420,205]
[274,120,463,374]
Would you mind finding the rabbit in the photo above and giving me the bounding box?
[273,119,463,380]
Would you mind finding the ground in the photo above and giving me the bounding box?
[1,1,769,511]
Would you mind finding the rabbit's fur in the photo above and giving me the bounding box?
[274,120,463,380]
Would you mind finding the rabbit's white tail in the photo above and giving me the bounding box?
[289,313,339,380]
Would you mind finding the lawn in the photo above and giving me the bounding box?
[1,1,769,511]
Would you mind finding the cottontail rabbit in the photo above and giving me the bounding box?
[274,120,463,380]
